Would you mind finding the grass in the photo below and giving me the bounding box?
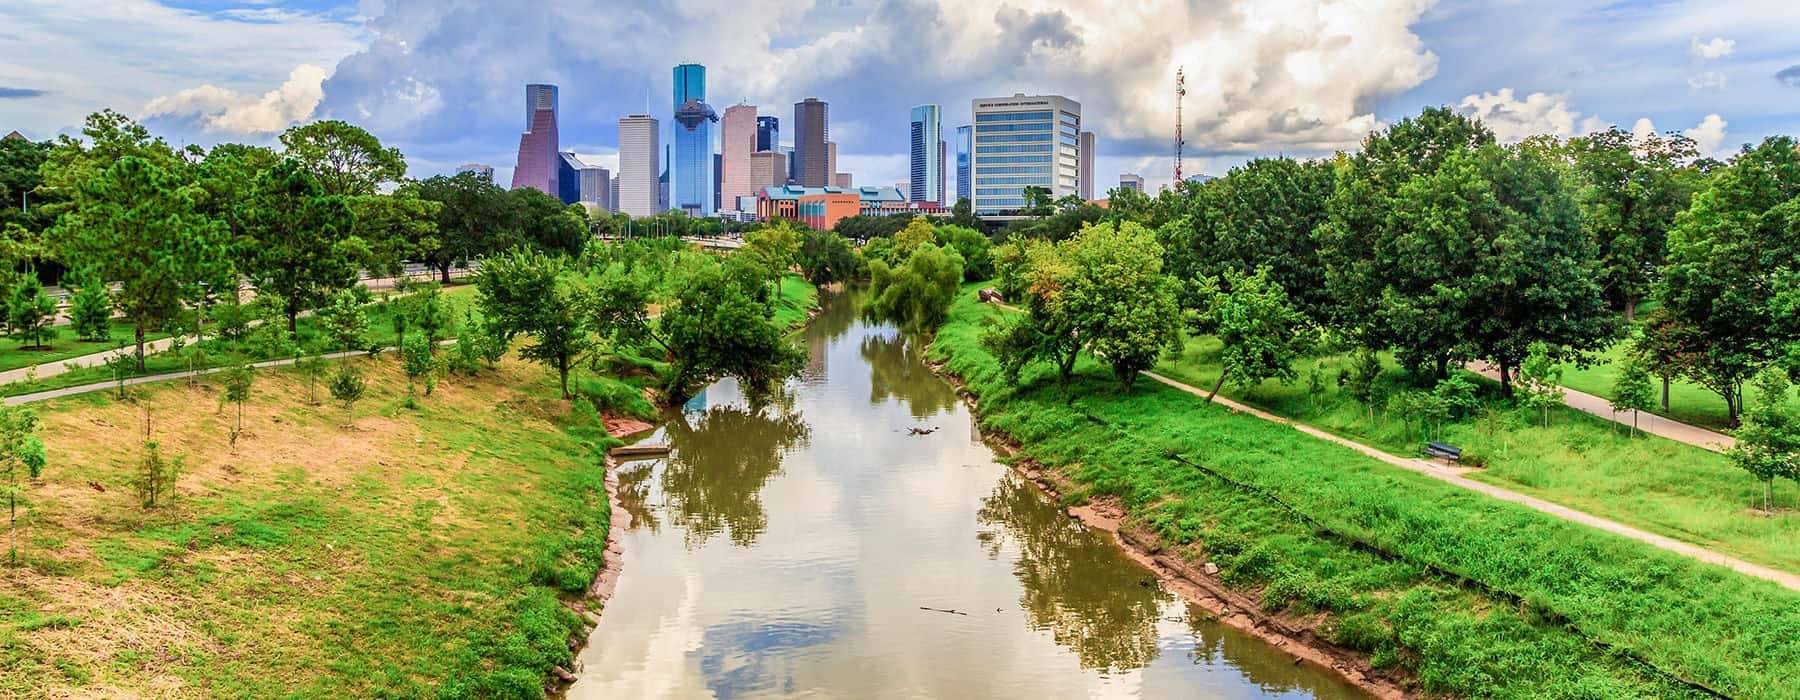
[1154,333,1800,575]
[772,274,820,332]
[933,289,1800,699]
[0,351,618,698]
[0,319,173,374]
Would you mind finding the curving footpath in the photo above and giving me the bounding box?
[1466,363,1735,452]
[3,350,372,406]
[1139,370,1800,593]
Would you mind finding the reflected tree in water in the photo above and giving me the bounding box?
[615,460,661,535]
[976,473,1168,673]
[861,332,960,420]
[660,403,811,548]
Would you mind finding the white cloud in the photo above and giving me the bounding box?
[144,64,328,135]
[1687,70,1728,91]
[1455,89,1608,143]
[1690,36,1735,60]
[1630,117,1658,140]
[1684,113,1729,158]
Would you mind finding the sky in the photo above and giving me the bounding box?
[2,0,1797,193]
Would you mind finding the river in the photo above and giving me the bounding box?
[567,289,1370,699]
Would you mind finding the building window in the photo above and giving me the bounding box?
[974,144,1055,154]
[976,176,1052,185]
[975,123,1055,133]
[974,155,1054,165]
[976,133,1055,144]
[975,110,1054,123]
[974,166,1054,175]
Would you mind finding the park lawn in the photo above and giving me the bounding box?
[1,352,614,698]
[1154,332,1800,574]
[935,290,1800,698]
[1558,341,1735,430]
[772,274,819,331]
[0,319,174,374]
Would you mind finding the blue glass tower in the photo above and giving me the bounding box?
[671,63,716,216]
[909,104,944,205]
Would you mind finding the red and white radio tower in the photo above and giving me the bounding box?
[1174,67,1186,184]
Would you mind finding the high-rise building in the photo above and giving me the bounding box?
[671,64,718,216]
[510,84,560,195]
[969,93,1082,216]
[793,98,830,187]
[617,115,660,217]
[826,141,837,187]
[756,116,779,153]
[1078,131,1096,200]
[834,173,853,188]
[1118,173,1145,193]
[609,179,621,213]
[749,151,788,190]
[714,153,723,212]
[720,104,757,212]
[955,125,971,203]
[909,104,945,205]
[456,163,495,184]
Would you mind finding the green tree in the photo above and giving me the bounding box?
[133,439,183,509]
[658,264,805,402]
[67,275,113,342]
[934,224,994,282]
[240,159,362,333]
[6,275,56,350]
[351,183,440,277]
[329,361,367,427]
[396,283,452,346]
[1062,221,1183,390]
[1610,355,1657,437]
[795,229,860,285]
[509,186,588,258]
[53,156,228,369]
[0,133,54,237]
[1163,157,1335,324]
[1190,267,1314,401]
[865,242,964,334]
[318,288,370,353]
[278,120,406,197]
[415,172,516,283]
[222,363,254,452]
[1567,128,1701,320]
[1730,367,1800,511]
[743,222,802,303]
[1518,341,1567,427]
[0,405,46,564]
[476,248,590,399]
[401,330,436,398]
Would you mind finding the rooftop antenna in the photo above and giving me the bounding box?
[1174,66,1186,184]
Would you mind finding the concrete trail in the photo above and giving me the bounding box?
[1139,370,1800,593]
[4,350,367,406]
[1466,363,1735,453]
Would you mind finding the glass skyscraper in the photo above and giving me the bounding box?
[671,63,717,216]
[954,125,971,204]
[756,116,779,153]
[909,104,944,205]
[969,94,1081,216]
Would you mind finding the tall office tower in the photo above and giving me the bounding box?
[756,116,779,152]
[969,93,1082,216]
[955,125,971,203]
[510,84,560,195]
[749,151,788,190]
[557,151,584,204]
[583,166,611,210]
[793,98,829,187]
[1078,131,1096,200]
[1118,173,1145,193]
[834,173,853,188]
[826,141,837,187]
[617,115,660,216]
[660,146,670,211]
[720,104,757,211]
[609,179,620,212]
[671,64,717,216]
[713,153,722,212]
[908,104,944,205]
[784,147,797,185]
[456,163,495,184]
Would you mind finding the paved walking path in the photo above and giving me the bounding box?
[3,350,370,406]
[1466,363,1735,453]
[1139,370,1800,592]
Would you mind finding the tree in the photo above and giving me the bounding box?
[1567,128,1701,320]
[864,242,964,334]
[0,405,45,564]
[1731,368,1800,511]
[278,120,406,197]
[509,186,588,258]
[658,264,805,402]
[1610,355,1657,437]
[223,364,254,452]
[1061,222,1183,390]
[1163,158,1335,324]
[742,221,802,302]
[1021,185,1054,216]
[318,288,370,353]
[133,439,183,509]
[401,330,436,398]
[329,361,367,427]
[351,184,440,277]
[240,159,363,333]
[53,156,229,369]
[397,283,452,345]
[892,217,937,257]
[934,224,994,282]
[1518,342,1567,427]
[476,248,589,399]
[6,275,56,350]
[67,275,113,342]
[416,172,516,283]
[0,134,54,237]
[1190,267,1314,401]
[795,229,859,285]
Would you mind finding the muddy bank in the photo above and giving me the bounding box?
[551,419,650,694]
[932,361,1414,700]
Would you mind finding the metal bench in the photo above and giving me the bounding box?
[1422,441,1462,463]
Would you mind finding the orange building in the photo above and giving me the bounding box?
[755,185,943,230]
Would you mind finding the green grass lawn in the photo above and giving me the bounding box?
[772,274,819,331]
[935,289,1800,698]
[1153,330,1800,574]
[0,319,174,374]
[2,353,614,697]
[1558,341,1735,430]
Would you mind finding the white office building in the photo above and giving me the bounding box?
[617,115,660,217]
[969,93,1082,216]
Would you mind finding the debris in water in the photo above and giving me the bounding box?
[907,426,939,436]
[919,606,967,616]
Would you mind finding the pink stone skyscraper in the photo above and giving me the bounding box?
[510,84,559,195]
[719,104,757,212]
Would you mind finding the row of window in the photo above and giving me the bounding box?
[975,110,1054,123]
[976,176,1052,186]
[1059,123,1078,137]
[1059,134,1078,147]
[974,155,1053,164]
[1059,111,1080,127]
[975,122,1053,133]
[977,133,1054,144]
[972,165,1052,175]
[976,144,1055,154]
[975,198,1029,208]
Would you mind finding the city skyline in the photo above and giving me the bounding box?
[4,1,1795,194]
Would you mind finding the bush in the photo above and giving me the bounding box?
[1328,611,1394,653]
[574,376,655,420]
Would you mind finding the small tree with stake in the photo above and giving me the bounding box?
[0,405,47,565]
[401,330,436,400]
[68,277,113,343]
[1609,356,1657,437]
[1517,342,1566,428]
[222,363,254,453]
[329,361,367,428]
[1730,368,1800,512]
[7,276,57,351]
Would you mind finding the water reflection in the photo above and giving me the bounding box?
[615,460,660,535]
[860,332,960,419]
[977,472,1168,674]
[659,403,811,548]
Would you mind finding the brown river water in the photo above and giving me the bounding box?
[567,289,1371,699]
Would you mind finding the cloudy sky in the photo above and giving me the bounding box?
[2,0,1797,191]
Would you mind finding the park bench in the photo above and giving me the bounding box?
[1422,441,1462,464]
